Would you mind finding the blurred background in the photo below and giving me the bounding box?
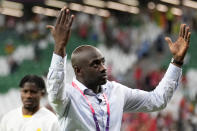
[0,0,197,130]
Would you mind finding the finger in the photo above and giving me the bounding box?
[64,9,70,26]
[55,8,64,26]
[182,24,186,38]
[179,24,185,37]
[184,26,189,40]
[187,32,191,44]
[46,25,54,30]
[60,7,67,24]
[165,37,173,46]
[68,15,75,28]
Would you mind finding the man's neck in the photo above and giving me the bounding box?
[22,106,40,116]
[88,85,101,94]
[77,77,101,94]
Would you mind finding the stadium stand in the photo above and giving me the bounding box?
[1,0,197,130]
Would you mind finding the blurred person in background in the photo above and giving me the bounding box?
[46,7,191,131]
[0,75,60,131]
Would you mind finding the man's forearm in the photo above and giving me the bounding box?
[54,46,66,58]
[47,53,68,115]
[152,63,182,108]
[47,53,65,101]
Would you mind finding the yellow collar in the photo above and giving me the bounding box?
[23,115,32,118]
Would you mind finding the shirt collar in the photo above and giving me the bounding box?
[73,77,88,92]
[72,77,107,95]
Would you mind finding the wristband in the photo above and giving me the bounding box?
[171,58,183,66]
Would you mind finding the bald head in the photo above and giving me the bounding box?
[71,45,102,68]
[71,45,107,88]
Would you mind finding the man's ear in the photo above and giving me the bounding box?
[74,66,81,75]
[41,89,46,96]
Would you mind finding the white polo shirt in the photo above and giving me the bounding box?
[0,107,60,131]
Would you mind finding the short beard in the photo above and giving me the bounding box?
[23,105,38,113]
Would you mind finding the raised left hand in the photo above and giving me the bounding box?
[165,24,191,65]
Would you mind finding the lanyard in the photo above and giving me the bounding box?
[72,82,110,131]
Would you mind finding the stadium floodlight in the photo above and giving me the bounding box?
[45,0,67,9]
[69,3,83,12]
[148,2,155,10]
[107,1,128,12]
[0,7,23,17]
[69,3,110,18]
[128,6,139,14]
[84,0,106,8]
[156,4,168,12]
[119,0,139,6]
[32,6,45,14]
[2,0,23,10]
[32,6,58,17]
[171,7,182,16]
[183,0,197,9]
[83,6,97,15]
[97,9,110,17]
[160,0,180,5]
[44,8,59,17]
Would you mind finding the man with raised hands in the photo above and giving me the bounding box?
[47,7,191,131]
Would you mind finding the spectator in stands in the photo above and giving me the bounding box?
[46,7,191,131]
[0,75,60,131]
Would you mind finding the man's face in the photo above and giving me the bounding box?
[20,82,42,111]
[80,49,107,86]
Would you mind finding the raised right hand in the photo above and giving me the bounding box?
[47,7,74,57]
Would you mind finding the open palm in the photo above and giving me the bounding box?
[165,24,191,62]
[46,7,74,57]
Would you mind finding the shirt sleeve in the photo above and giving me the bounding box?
[47,53,70,117]
[123,63,182,112]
